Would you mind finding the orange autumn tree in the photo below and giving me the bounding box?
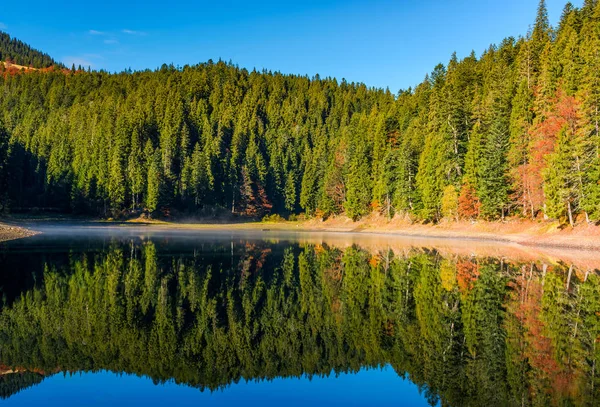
[456,259,480,294]
[523,89,579,220]
[542,91,587,226]
[458,182,481,219]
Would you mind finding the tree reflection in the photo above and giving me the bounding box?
[0,240,599,406]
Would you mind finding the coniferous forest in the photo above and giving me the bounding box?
[0,32,55,69]
[1,1,600,225]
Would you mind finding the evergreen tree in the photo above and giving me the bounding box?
[344,115,373,220]
[509,79,535,218]
[146,148,163,214]
[478,93,511,219]
[544,126,582,226]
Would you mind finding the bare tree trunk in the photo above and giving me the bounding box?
[567,201,574,228]
[232,189,235,214]
[541,264,547,289]
[386,194,391,218]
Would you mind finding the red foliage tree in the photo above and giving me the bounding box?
[458,182,481,219]
[507,264,577,399]
[521,89,579,218]
[456,259,480,293]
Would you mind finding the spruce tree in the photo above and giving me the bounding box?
[544,127,580,226]
[478,98,511,219]
[146,149,163,214]
[508,79,535,217]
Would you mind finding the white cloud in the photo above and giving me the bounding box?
[88,30,106,36]
[0,22,7,30]
[122,29,147,36]
[104,38,119,44]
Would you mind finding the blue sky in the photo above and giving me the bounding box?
[2,367,436,406]
[0,0,580,92]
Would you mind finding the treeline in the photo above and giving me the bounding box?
[0,372,44,400]
[1,239,599,406]
[0,31,55,69]
[1,1,600,224]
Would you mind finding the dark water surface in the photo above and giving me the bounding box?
[1,227,599,406]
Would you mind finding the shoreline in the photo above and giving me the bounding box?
[123,214,600,252]
[3,215,600,269]
[297,213,600,251]
[2,214,600,251]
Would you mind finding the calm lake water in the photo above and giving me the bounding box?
[1,226,599,406]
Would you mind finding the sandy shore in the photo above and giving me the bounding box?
[123,213,600,251]
[299,215,600,251]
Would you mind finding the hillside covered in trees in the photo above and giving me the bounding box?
[0,31,56,69]
[0,0,599,226]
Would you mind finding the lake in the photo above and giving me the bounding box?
[0,226,599,406]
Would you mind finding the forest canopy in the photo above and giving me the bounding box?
[0,0,599,225]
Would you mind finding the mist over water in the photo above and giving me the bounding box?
[1,229,599,406]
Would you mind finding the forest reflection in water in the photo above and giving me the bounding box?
[0,230,600,406]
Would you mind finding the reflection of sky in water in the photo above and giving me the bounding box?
[2,366,433,406]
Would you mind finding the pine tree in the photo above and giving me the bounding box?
[416,64,451,221]
[344,115,373,220]
[544,127,581,226]
[509,79,535,217]
[460,121,484,219]
[190,142,208,207]
[299,143,323,215]
[284,171,297,212]
[532,0,553,68]
[478,98,511,219]
[146,148,163,214]
[108,147,126,213]
[127,119,146,211]
[344,147,372,220]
